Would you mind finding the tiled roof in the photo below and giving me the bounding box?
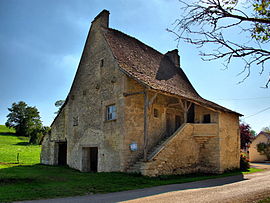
[259,131,270,139]
[104,28,242,115]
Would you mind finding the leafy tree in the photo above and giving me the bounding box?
[250,129,257,137]
[240,123,254,149]
[257,142,270,160]
[262,126,270,132]
[5,101,42,137]
[54,100,65,114]
[29,126,51,144]
[170,0,270,87]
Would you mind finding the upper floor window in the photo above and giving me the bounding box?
[203,114,211,123]
[107,104,116,121]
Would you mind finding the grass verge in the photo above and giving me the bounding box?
[0,165,262,202]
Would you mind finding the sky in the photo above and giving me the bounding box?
[0,0,269,133]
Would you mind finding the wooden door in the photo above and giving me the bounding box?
[82,147,98,172]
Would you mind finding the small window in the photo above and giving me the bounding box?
[107,105,116,121]
[203,114,211,123]
[100,59,104,67]
[73,116,78,126]
[154,108,159,118]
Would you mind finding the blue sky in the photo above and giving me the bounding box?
[0,0,269,133]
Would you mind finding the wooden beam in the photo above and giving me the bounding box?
[143,89,149,161]
[123,91,144,97]
[148,93,158,107]
[168,103,181,107]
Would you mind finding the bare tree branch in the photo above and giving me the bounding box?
[170,0,270,87]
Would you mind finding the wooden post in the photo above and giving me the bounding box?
[143,89,149,162]
[182,100,192,123]
[183,100,188,123]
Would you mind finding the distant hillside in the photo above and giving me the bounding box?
[0,125,15,134]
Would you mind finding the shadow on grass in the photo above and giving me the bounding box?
[0,132,17,136]
[13,142,30,146]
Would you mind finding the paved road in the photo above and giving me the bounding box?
[17,164,270,203]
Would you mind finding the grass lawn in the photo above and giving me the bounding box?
[0,125,41,169]
[0,125,264,202]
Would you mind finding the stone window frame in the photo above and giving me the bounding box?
[103,99,117,122]
[106,104,116,121]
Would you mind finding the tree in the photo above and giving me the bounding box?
[262,125,270,132]
[169,0,270,87]
[240,123,254,149]
[257,142,270,160]
[5,101,42,137]
[54,100,65,114]
[29,126,51,145]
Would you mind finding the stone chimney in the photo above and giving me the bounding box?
[91,9,110,29]
[165,49,180,68]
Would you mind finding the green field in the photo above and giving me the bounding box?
[0,125,41,168]
[0,125,264,202]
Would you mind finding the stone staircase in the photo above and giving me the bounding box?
[126,124,186,173]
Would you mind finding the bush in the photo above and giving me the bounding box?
[240,154,250,171]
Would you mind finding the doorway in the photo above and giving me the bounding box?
[82,147,98,172]
[175,115,182,131]
[166,113,173,137]
[187,103,195,123]
[58,142,67,165]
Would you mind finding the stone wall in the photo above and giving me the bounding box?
[40,135,56,165]
[41,106,67,165]
[142,124,200,176]
[41,11,126,172]
[219,112,240,171]
[64,22,126,171]
[249,134,268,162]
[142,123,219,176]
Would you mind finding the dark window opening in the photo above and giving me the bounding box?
[154,108,159,118]
[100,59,104,67]
[203,114,211,123]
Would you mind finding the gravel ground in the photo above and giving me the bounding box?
[122,168,270,203]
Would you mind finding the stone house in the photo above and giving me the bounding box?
[249,131,270,162]
[41,10,242,176]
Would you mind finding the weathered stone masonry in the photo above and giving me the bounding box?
[41,10,242,176]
